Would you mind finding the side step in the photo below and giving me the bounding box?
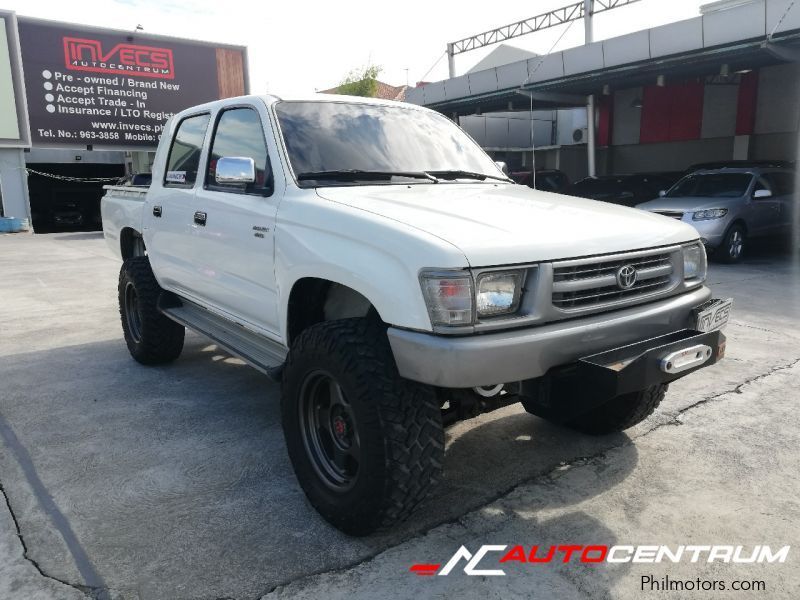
[160,298,287,380]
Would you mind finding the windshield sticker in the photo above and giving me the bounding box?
[166,171,187,183]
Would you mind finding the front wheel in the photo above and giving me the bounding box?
[564,384,668,435]
[281,318,444,536]
[715,223,746,264]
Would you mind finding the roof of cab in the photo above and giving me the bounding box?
[170,92,429,124]
[259,92,421,108]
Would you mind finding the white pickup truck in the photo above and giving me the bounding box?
[102,93,731,535]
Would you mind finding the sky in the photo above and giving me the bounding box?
[6,0,707,95]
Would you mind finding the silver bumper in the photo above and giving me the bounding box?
[387,286,712,388]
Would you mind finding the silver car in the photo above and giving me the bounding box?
[636,167,795,263]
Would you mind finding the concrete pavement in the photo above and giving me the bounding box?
[0,232,798,599]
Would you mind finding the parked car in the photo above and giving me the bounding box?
[101,94,730,535]
[686,160,794,173]
[510,169,570,193]
[52,201,84,227]
[565,172,682,207]
[637,167,795,263]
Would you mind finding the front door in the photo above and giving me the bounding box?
[749,176,783,237]
[191,104,282,336]
[761,171,795,236]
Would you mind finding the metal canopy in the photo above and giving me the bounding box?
[410,1,800,116]
[448,0,642,56]
[421,32,800,117]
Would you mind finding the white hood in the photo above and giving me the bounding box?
[316,184,700,266]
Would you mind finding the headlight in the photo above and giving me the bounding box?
[420,272,473,326]
[476,271,523,317]
[693,208,728,221]
[682,243,707,280]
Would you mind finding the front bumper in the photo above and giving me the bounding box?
[519,328,725,423]
[387,286,712,388]
[690,217,729,248]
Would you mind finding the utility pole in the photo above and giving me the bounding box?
[584,0,597,177]
[447,43,456,78]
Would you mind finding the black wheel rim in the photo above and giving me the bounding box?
[124,281,143,344]
[299,370,361,491]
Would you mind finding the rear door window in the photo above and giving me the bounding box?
[164,113,211,187]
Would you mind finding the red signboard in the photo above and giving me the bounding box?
[62,37,175,80]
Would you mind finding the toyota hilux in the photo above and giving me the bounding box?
[101,94,731,535]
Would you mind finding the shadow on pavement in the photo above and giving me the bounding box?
[0,333,638,598]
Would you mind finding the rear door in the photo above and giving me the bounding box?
[145,112,211,297]
[191,103,283,335]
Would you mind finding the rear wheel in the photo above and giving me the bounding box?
[715,223,745,263]
[281,318,444,535]
[118,257,185,364]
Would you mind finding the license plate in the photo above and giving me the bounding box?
[694,298,733,332]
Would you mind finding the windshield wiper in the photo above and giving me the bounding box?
[296,169,438,183]
[425,169,512,183]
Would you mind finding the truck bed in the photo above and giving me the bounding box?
[101,185,149,259]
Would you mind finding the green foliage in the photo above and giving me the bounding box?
[336,64,382,97]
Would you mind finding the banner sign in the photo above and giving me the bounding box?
[17,18,246,149]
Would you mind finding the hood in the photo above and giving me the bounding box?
[637,196,740,212]
[316,184,699,266]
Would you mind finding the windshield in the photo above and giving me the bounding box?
[667,173,753,198]
[275,101,503,186]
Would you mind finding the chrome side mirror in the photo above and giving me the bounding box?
[494,161,509,176]
[216,156,256,184]
[658,190,666,197]
[753,189,772,199]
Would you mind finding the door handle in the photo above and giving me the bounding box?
[152,205,162,217]
[194,211,207,226]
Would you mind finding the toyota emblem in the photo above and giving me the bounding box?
[616,265,638,289]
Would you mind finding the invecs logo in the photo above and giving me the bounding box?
[63,37,175,79]
[410,544,791,577]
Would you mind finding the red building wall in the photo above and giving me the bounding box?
[639,79,704,144]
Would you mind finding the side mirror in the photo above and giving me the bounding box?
[216,156,256,184]
[658,190,666,197]
[753,189,773,199]
[494,161,509,176]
